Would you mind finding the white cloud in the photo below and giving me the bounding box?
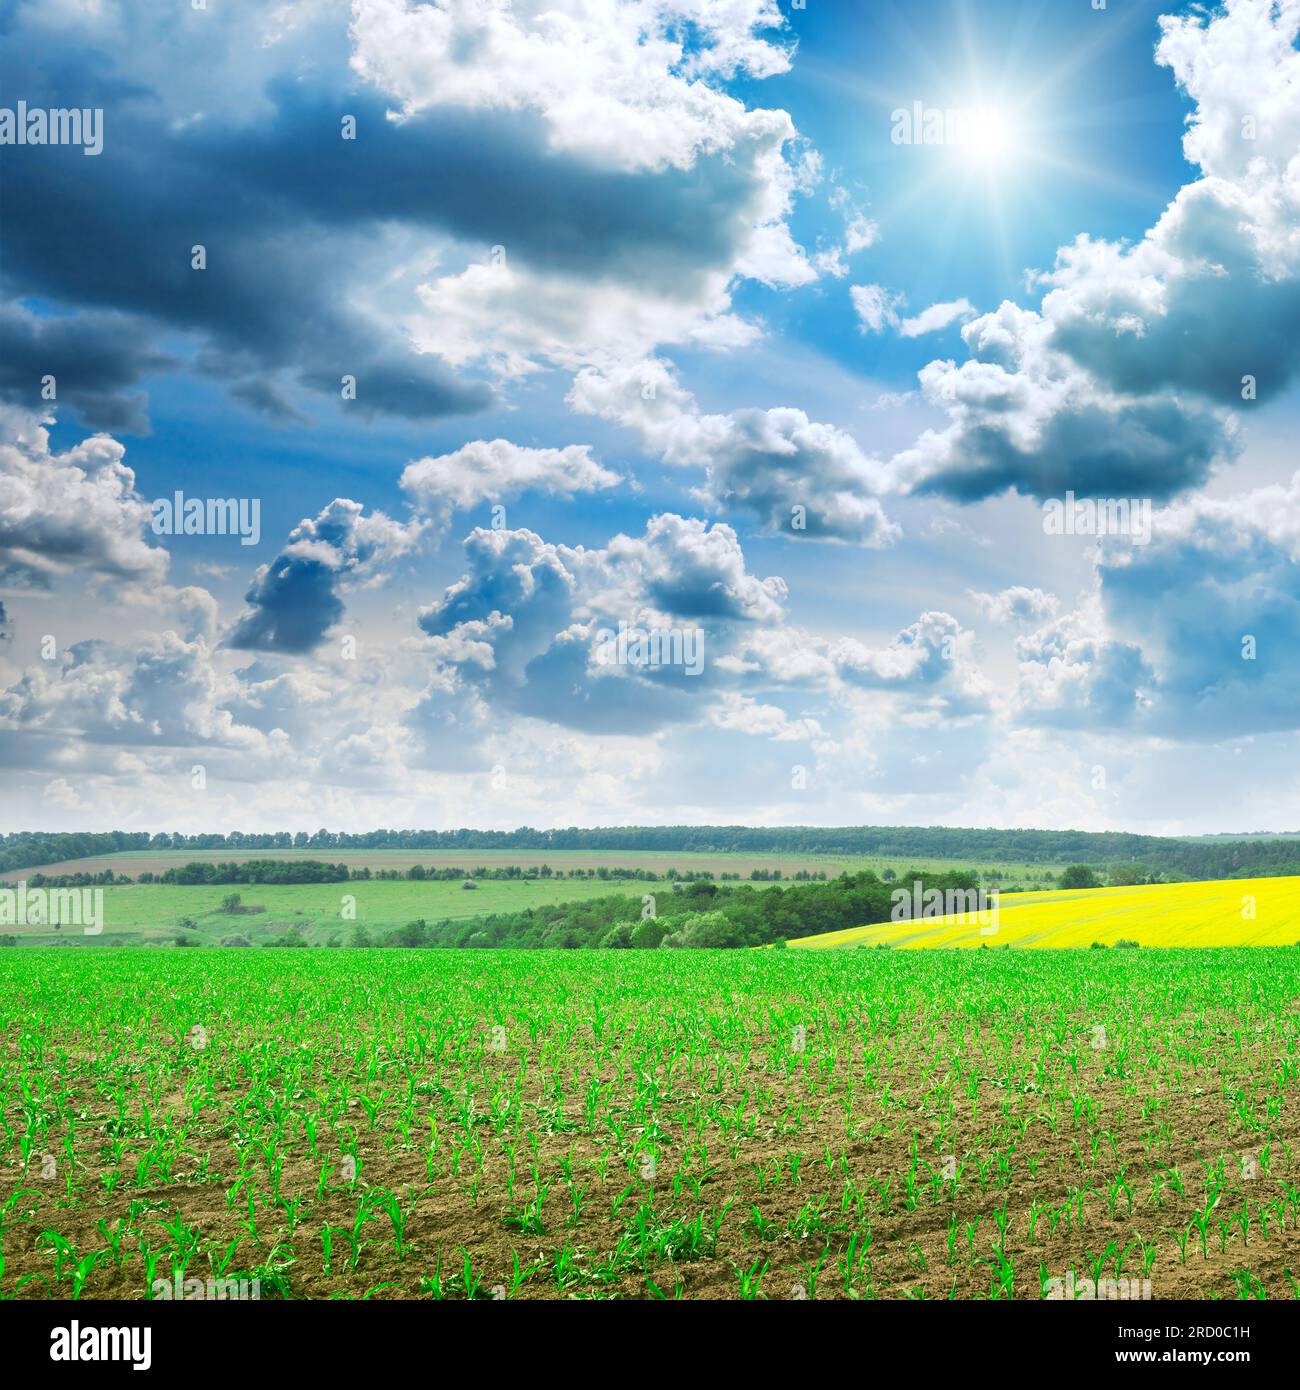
[414,260,763,380]
[970,586,1060,626]
[889,0,1300,504]
[568,357,899,545]
[0,630,263,751]
[1012,596,1153,730]
[412,513,791,740]
[0,413,167,589]
[350,0,795,173]
[832,610,990,713]
[850,283,903,334]
[898,298,977,338]
[359,0,818,375]
[710,692,824,741]
[400,438,620,526]
[1156,0,1300,183]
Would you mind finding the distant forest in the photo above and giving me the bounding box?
[3,825,1300,883]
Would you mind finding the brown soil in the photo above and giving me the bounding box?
[3,1011,1297,1301]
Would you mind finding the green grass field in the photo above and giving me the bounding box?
[2,846,1081,946]
[7,876,656,946]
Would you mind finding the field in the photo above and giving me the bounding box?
[788,876,1300,950]
[2,948,1298,1301]
[9,846,1068,884]
[4,849,1075,946]
[7,877,649,947]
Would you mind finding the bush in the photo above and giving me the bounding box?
[220,892,242,914]
[630,917,667,949]
[220,935,253,947]
[671,911,747,949]
[1115,938,1140,949]
[1107,864,1147,887]
[387,918,431,948]
[1059,865,1101,890]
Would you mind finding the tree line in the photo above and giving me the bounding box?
[6,826,1300,883]
[335,869,985,951]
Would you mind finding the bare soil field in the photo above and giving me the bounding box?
[9,846,1058,882]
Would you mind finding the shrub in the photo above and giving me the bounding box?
[630,918,667,949]
[599,921,633,948]
[667,911,747,949]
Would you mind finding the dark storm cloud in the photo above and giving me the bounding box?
[0,303,175,433]
[226,499,421,654]
[0,35,769,433]
[227,552,345,656]
[907,391,1227,506]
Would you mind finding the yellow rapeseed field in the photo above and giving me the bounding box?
[787,874,1300,949]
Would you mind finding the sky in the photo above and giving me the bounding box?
[1,0,1299,836]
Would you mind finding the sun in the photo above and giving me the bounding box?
[962,106,1014,169]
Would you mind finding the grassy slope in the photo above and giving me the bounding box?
[9,876,641,946]
[787,875,1300,950]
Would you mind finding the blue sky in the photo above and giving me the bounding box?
[2,0,1299,835]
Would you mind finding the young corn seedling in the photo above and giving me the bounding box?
[736,1256,768,1300]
